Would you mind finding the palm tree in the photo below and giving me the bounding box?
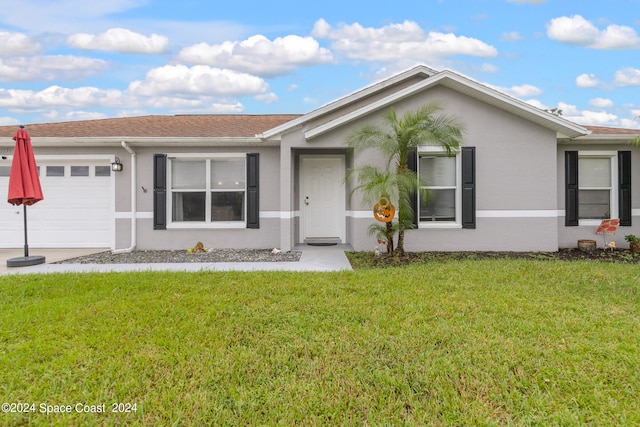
[347,103,464,256]
[347,165,397,254]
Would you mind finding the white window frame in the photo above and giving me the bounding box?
[417,146,462,229]
[578,150,618,226]
[167,153,246,229]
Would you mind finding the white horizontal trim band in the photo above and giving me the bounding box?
[115,210,640,221]
[115,211,153,219]
[476,210,560,218]
[349,210,561,219]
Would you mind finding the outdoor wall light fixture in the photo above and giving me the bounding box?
[111,157,123,172]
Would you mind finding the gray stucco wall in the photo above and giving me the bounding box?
[301,85,561,251]
[557,143,640,249]
[115,145,283,251]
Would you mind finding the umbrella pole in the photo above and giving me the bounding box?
[23,205,29,257]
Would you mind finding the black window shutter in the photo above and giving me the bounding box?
[461,147,476,229]
[619,151,632,226]
[246,153,259,229]
[407,150,418,227]
[153,154,167,230]
[565,151,579,226]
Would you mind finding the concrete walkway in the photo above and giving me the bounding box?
[1,244,353,275]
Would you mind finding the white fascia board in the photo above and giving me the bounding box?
[8,137,272,148]
[565,134,640,144]
[305,70,588,140]
[259,65,438,139]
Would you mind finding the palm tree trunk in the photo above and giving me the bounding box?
[385,221,394,255]
[396,228,405,256]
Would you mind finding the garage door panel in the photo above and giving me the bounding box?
[0,160,113,248]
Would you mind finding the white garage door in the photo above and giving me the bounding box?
[0,159,113,248]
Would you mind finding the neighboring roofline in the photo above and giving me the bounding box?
[303,69,588,140]
[560,134,640,145]
[258,64,438,139]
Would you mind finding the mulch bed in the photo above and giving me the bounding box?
[348,248,640,268]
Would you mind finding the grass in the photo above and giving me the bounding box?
[1,260,639,426]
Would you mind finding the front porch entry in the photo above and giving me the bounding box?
[299,155,345,244]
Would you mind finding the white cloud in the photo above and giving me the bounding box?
[500,31,523,42]
[572,110,619,126]
[0,31,41,56]
[480,63,499,73]
[0,82,252,116]
[492,83,542,98]
[614,68,640,86]
[254,92,278,103]
[0,116,20,126]
[576,73,600,88]
[0,86,124,110]
[67,27,169,54]
[311,19,497,62]
[589,97,614,108]
[128,65,270,98]
[547,15,640,49]
[177,34,333,76]
[558,101,619,125]
[524,99,548,110]
[43,110,109,122]
[620,118,640,129]
[0,55,109,82]
[509,84,542,97]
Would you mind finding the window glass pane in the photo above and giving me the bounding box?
[579,157,610,187]
[0,165,10,177]
[579,190,610,219]
[95,166,111,177]
[172,192,206,221]
[70,166,89,176]
[46,166,65,177]
[211,192,245,221]
[211,159,245,189]
[420,189,456,221]
[420,156,455,186]
[172,160,205,189]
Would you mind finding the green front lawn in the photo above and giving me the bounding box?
[1,261,639,426]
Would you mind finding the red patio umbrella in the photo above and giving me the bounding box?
[6,126,45,267]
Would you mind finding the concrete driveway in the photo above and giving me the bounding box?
[0,248,108,275]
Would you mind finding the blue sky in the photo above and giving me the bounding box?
[0,0,639,128]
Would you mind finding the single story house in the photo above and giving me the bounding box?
[1,65,639,252]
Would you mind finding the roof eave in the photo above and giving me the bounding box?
[259,64,439,139]
[560,133,640,144]
[304,70,589,140]
[0,136,273,148]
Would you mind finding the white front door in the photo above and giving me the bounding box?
[300,156,345,242]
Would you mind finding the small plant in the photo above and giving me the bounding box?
[187,241,207,253]
[625,235,640,254]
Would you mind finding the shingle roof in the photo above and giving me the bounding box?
[583,125,640,135]
[0,114,302,138]
[0,115,636,139]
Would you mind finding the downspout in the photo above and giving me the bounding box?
[112,141,137,254]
